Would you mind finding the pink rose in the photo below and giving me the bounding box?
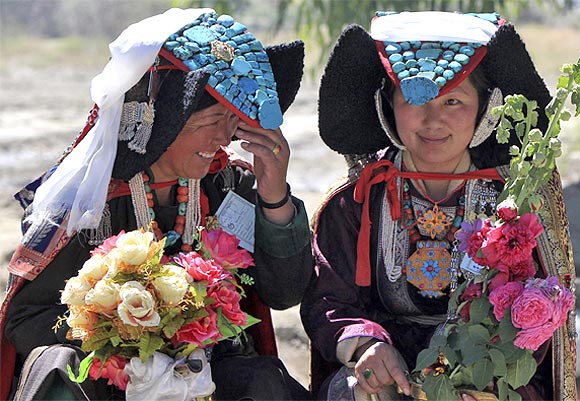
[200,229,254,270]
[174,308,220,346]
[488,271,509,292]
[526,277,574,327]
[513,324,556,351]
[489,281,524,321]
[174,252,231,285]
[511,288,553,329]
[496,199,518,222]
[481,213,543,268]
[90,230,125,256]
[507,257,536,281]
[208,282,247,326]
[89,356,129,390]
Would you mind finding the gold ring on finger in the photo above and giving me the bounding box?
[271,143,281,155]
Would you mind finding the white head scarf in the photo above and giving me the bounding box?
[27,8,212,235]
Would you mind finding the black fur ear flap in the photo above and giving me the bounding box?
[112,69,211,181]
[266,40,305,114]
[318,24,389,155]
[470,23,552,170]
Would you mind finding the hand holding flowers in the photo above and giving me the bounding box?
[413,59,579,401]
[58,226,258,400]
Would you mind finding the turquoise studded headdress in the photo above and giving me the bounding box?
[371,11,503,106]
[160,12,284,130]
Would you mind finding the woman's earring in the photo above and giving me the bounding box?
[375,84,407,151]
[469,87,503,148]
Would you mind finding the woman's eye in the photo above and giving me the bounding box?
[445,98,460,105]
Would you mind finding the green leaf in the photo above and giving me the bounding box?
[67,351,94,383]
[423,373,457,401]
[471,358,494,391]
[497,309,518,342]
[461,344,487,365]
[489,348,508,376]
[415,347,441,371]
[505,351,537,389]
[507,389,523,401]
[467,324,491,345]
[497,377,509,401]
[468,297,491,325]
[138,332,165,362]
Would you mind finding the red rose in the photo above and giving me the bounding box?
[174,308,220,346]
[208,282,247,326]
[496,199,518,222]
[174,252,231,286]
[89,356,129,390]
[460,282,482,301]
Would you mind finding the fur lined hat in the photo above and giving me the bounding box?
[113,11,304,180]
[27,8,304,234]
[318,11,550,169]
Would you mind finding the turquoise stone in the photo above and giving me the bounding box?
[238,77,258,94]
[211,24,226,34]
[443,69,455,80]
[174,46,193,60]
[418,58,436,71]
[420,42,440,50]
[448,61,463,72]
[229,22,247,35]
[232,58,251,75]
[416,48,442,59]
[384,42,402,54]
[437,59,449,68]
[165,41,180,50]
[400,41,411,50]
[410,41,421,49]
[178,203,187,215]
[442,50,455,61]
[217,14,234,27]
[258,98,283,130]
[388,53,403,63]
[184,59,201,70]
[392,61,406,73]
[435,76,447,87]
[434,66,444,75]
[460,45,475,56]
[409,67,419,76]
[183,26,218,45]
[417,71,435,79]
[402,50,415,61]
[397,70,410,79]
[400,76,439,106]
[449,43,461,52]
[148,209,156,220]
[454,54,470,65]
[405,59,417,69]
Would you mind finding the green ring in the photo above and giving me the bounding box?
[363,368,372,379]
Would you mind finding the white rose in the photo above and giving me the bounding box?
[103,249,123,278]
[85,280,121,313]
[117,281,160,327]
[153,275,189,305]
[78,254,108,283]
[165,264,192,283]
[67,306,97,330]
[116,231,154,265]
[61,276,91,305]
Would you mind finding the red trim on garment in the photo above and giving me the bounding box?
[353,160,504,287]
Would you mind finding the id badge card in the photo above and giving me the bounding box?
[215,190,255,252]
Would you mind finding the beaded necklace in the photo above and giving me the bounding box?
[402,178,466,298]
[129,172,201,253]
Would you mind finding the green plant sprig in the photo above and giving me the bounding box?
[492,58,580,214]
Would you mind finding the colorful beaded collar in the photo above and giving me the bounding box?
[160,11,283,130]
[371,11,504,105]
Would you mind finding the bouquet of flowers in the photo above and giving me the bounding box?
[58,226,258,400]
[412,60,580,401]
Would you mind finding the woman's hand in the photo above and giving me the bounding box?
[235,121,294,225]
[355,342,411,397]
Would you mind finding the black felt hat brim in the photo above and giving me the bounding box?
[318,23,552,169]
[111,40,305,181]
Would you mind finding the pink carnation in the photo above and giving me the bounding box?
[174,308,220,346]
[89,356,129,390]
[489,281,524,321]
[481,213,543,269]
[209,281,247,326]
[496,199,518,222]
[200,229,254,270]
[174,252,231,285]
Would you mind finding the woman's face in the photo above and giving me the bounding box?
[152,102,239,180]
[393,78,479,173]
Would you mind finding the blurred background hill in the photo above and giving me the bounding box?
[1,0,580,390]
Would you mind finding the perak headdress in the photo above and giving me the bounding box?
[318,11,551,169]
[24,8,304,236]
